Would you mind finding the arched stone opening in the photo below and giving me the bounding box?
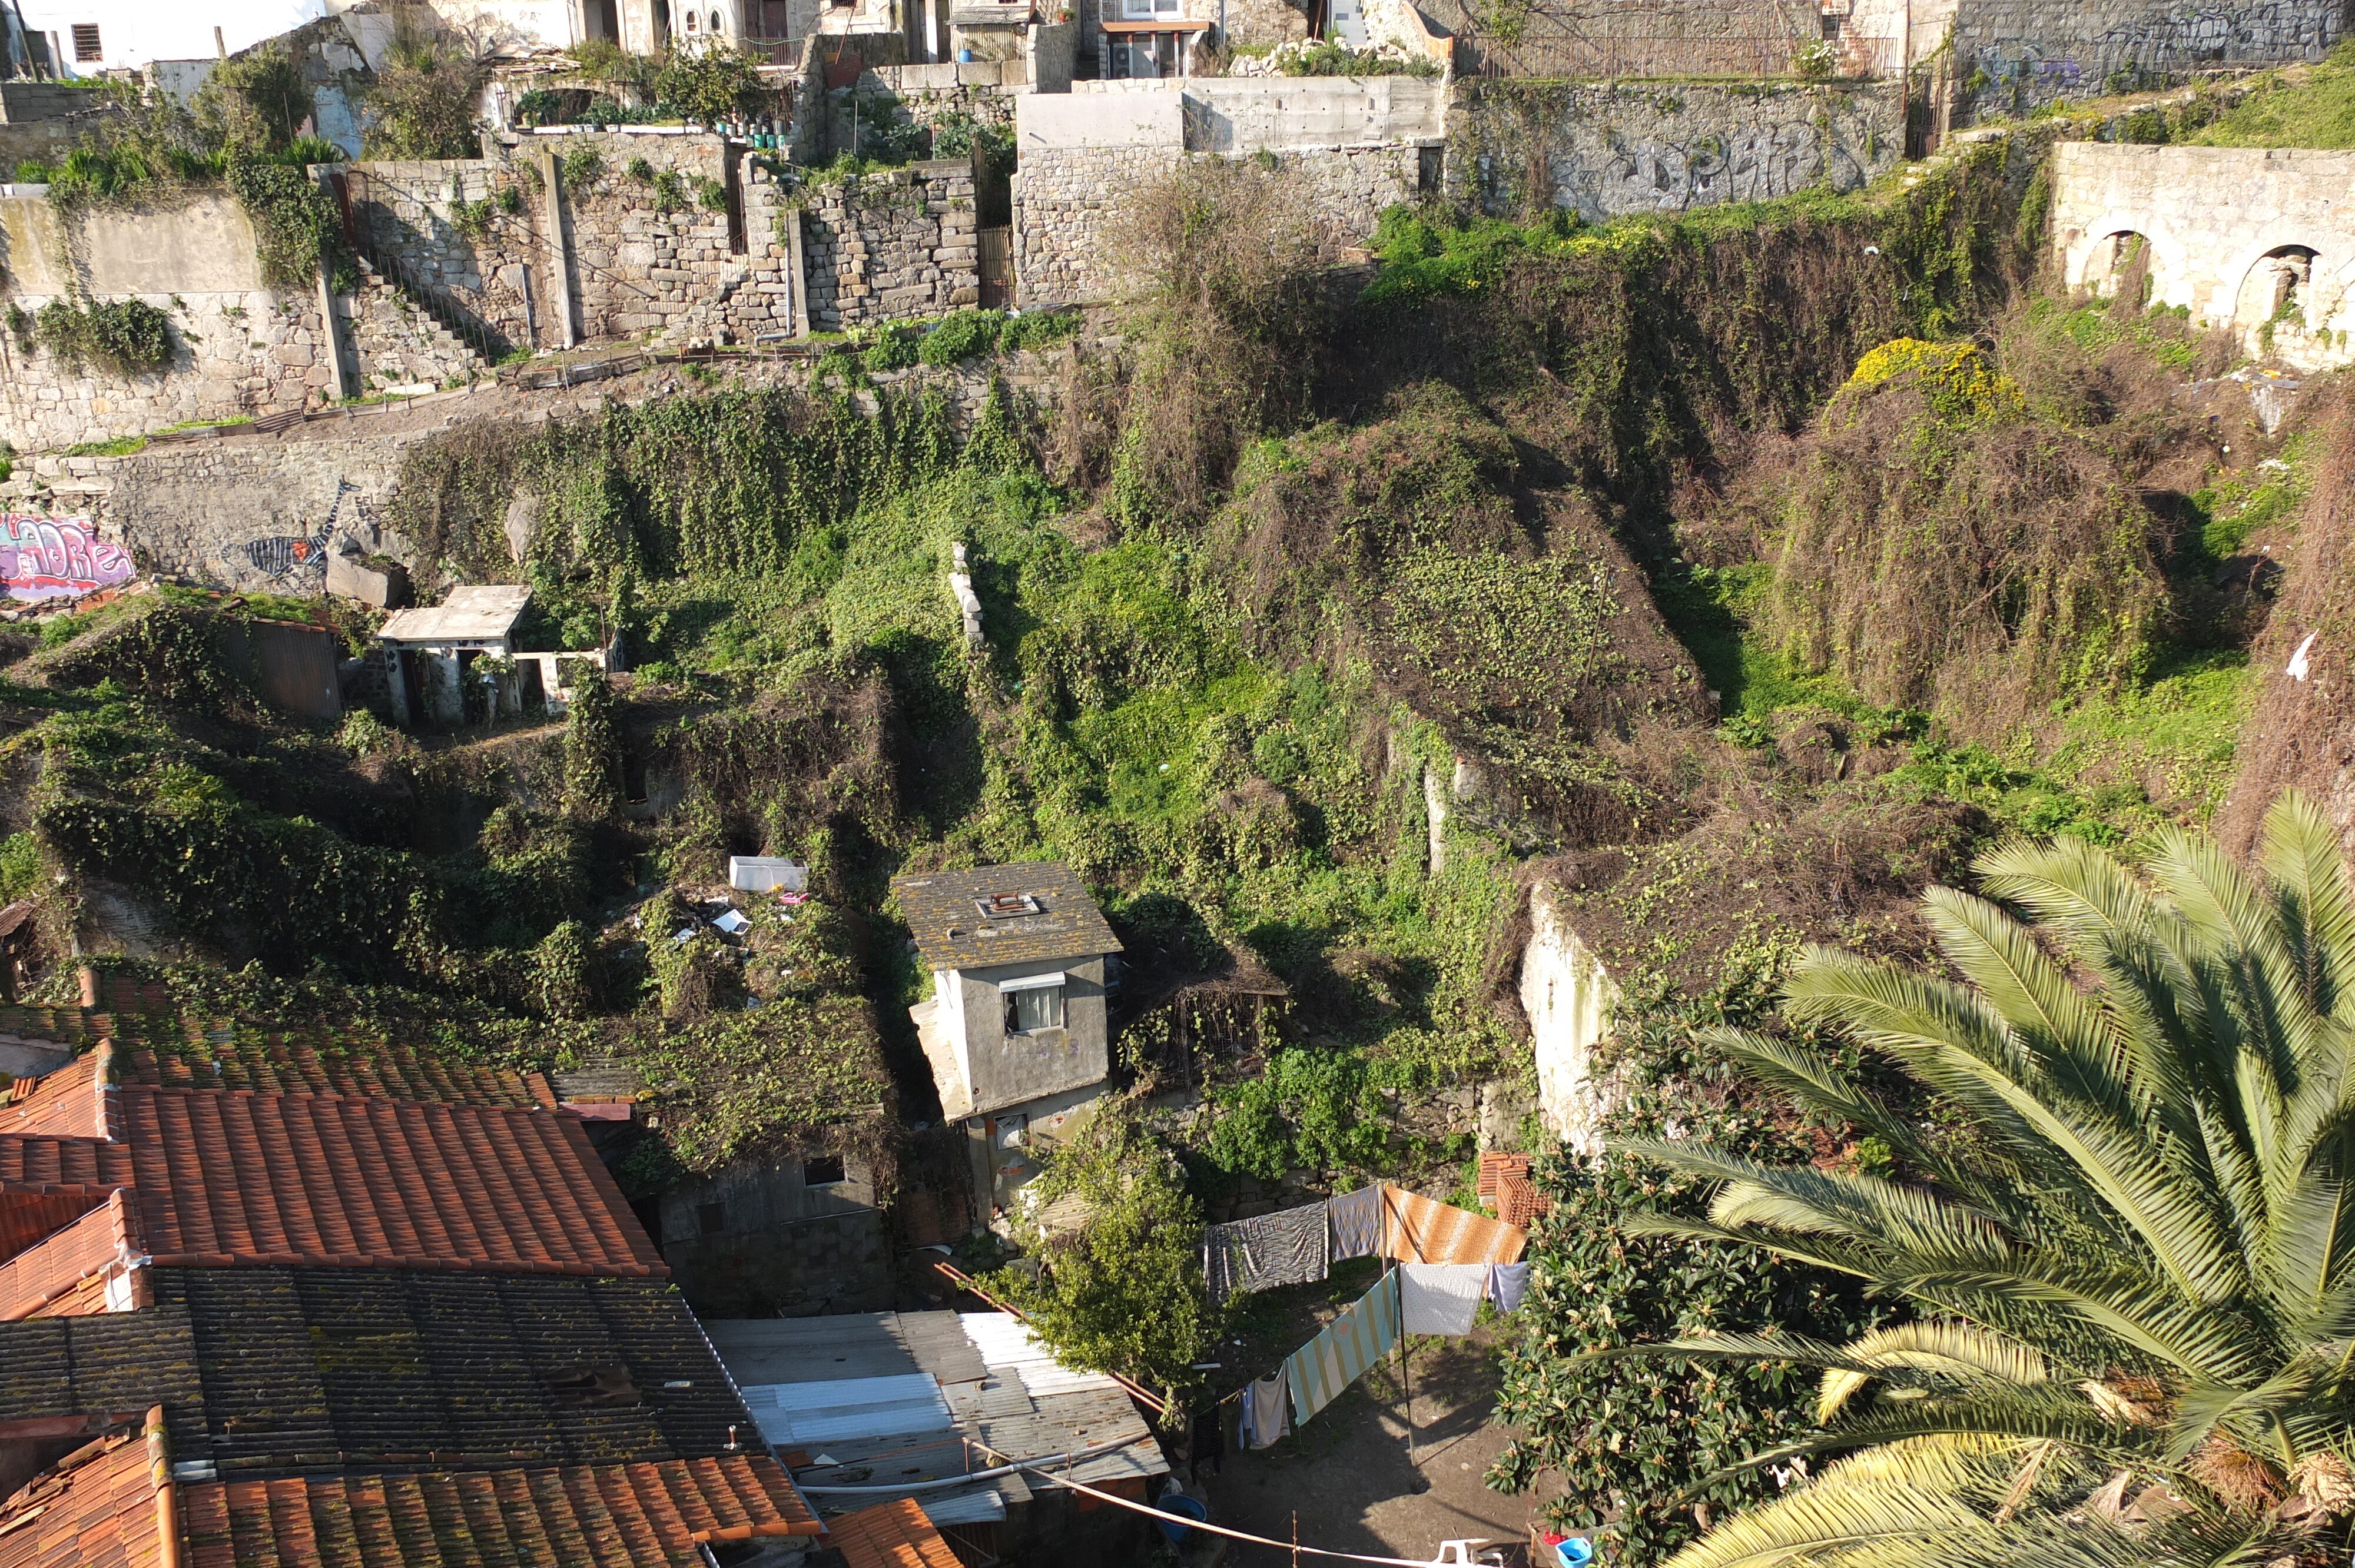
[2235,243,2323,350]
[2085,230,2157,304]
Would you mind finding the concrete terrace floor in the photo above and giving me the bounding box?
[1197,1321,1540,1566]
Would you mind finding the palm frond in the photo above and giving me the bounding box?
[1817,1320,2050,1421]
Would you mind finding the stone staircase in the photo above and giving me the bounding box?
[341,264,494,392]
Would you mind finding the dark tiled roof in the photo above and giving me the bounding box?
[161,1268,759,1475]
[827,1499,965,1568]
[0,1309,210,1461]
[180,1454,818,1567]
[0,1412,168,1568]
[891,862,1121,972]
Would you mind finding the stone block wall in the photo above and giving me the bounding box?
[1444,78,1901,221]
[1013,140,1417,306]
[1951,0,2342,115]
[0,290,337,454]
[345,158,550,353]
[2048,141,2355,371]
[340,277,492,393]
[553,134,746,343]
[800,159,981,331]
[1011,143,1182,306]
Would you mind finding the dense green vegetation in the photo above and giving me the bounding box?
[12,97,2340,1564]
[1596,796,2355,1568]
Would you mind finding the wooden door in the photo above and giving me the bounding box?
[979,225,1013,308]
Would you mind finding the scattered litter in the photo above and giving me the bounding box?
[2289,630,2318,682]
[743,994,762,1009]
[713,908,750,935]
[672,928,696,946]
[777,891,810,906]
[812,1454,838,1467]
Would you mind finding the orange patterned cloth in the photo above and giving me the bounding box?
[1379,1184,1527,1265]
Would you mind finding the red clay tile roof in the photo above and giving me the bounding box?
[826,1499,965,1568]
[0,1190,140,1322]
[179,1455,818,1568]
[2,1039,550,1127]
[108,1087,662,1277]
[0,1410,169,1568]
[0,1055,100,1138]
[0,1071,662,1280]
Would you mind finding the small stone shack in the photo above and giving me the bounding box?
[375,584,592,727]
[893,861,1122,1228]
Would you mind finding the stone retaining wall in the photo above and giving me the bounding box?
[2048,141,2355,371]
[0,290,337,456]
[800,160,981,331]
[1445,78,1901,220]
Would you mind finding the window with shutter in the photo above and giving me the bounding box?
[70,23,100,61]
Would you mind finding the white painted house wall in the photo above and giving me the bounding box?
[18,0,325,74]
[1519,881,1621,1155]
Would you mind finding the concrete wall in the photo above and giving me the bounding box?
[1179,76,1447,151]
[954,954,1109,1118]
[0,192,336,451]
[800,158,983,331]
[658,1150,893,1316]
[2049,141,2355,371]
[1445,78,1902,221]
[1010,79,1436,306]
[1518,882,1620,1155]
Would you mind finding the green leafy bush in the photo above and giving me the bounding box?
[32,298,174,375]
[362,19,487,160]
[225,154,353,291]
[651,44,772,124]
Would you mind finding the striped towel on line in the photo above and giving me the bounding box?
[1380,1184,1528,1265]
[1285,1270,1401,1426]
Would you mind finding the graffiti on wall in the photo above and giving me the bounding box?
[227,482,357,583]
[0,514,134,602]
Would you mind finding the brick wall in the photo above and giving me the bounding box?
[800,159,982,331]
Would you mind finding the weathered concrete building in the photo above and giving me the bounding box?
[895,861,1122,1224]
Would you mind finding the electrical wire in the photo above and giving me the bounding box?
[970,1438,1500,1567]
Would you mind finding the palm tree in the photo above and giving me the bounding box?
[1597,793,2355,1567]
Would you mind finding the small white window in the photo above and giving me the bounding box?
[1004,983,1064,1034]
[70,22,100,60]
[684,8,698,29]
[709,9,724,31]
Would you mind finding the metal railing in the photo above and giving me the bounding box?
[1450,26,1902,81]
[338,170,515,364]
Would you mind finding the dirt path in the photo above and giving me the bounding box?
[1197,1324,1540,1566]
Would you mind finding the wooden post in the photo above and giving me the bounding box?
[1901,0,1914,158]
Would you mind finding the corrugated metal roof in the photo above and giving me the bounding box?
[705,1310,1166,1516]
[704,1314,986,1387]
[958,1312,1127,1398]
[736,1374,953,1447]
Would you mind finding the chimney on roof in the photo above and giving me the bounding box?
[77,963,98,1010]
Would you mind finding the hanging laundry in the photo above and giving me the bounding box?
[1203,1204,1329,1301]
[1243,1368,1289,1449]
[1400,1263,1486,1336]
[1380,1184,1527,1266]
[1285,1270,1401,1426]
[1326,1184,1382,1261]
[1486,1261,1532,1315]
